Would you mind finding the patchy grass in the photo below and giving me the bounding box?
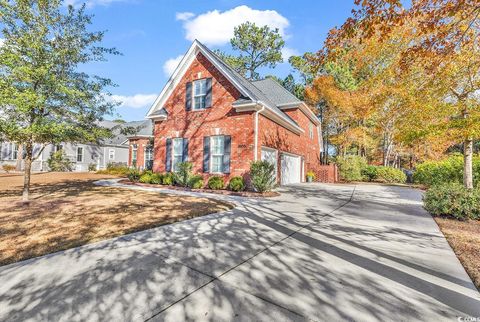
[434,217,480,290]
[0,172,232,266]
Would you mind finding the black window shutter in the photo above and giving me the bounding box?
[182,138,188,162]
[205,78,212,108]
[203,136,210,173]
[165,138,172,172]
[223,135,231,174]
[185,82,192,111]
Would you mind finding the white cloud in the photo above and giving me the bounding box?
[177,5,290,46]
[163,55,183,77]
[176,12,195,21]
[281,47,300,60]
[110,94,157,109]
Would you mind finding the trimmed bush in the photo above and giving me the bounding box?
[336,155,367,182]
[139,172,152,183]
[362,165,378,182]
[208,176,224,190]
[250,161,276,193]
[97,163,130,176]
[162,172,174,185]
[423,183,480,220]
[376,166,406,183]
[150,173,163,184]
[88,163,97,172]
[47,151,73,172]
[413,154,480,187]
[174,162,193,187]
[188,175,204,189]
[127,168,141,182]
[2,164,15,173]
[228,176,245,192]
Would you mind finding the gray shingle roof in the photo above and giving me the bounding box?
[252,78,301,106]
[99,120,153,146]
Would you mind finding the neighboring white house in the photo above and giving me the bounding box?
[0,120,151,172]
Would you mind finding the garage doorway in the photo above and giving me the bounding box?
[280,153,301,185]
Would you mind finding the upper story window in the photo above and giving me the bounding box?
[309,122,314,139]
[77,147,84,162]
[193,79,207,110]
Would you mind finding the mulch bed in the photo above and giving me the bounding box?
[119,179,280,198]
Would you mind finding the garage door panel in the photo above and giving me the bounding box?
[281,154,301,185]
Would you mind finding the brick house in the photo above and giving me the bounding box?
[135,40,323,185]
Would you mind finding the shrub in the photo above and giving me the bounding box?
[97,163,130,176]
[188,175,204,189]
[139,171,153,183]
[335,155,367,182]
[174,162,193,187]
[362,165,378,182]
[162,172,174,185]
[228,176,245,192]
[376,166,407,183]
[150,173,163,184]
[423,183,480,220]
[306,171,315,180]
[250,161,276,193]
[47,151,73,172]
[127,168,141,182]
[88,163,97,172]
[2,164,15,173]
[413,154,480,187]
[208,176,224,190]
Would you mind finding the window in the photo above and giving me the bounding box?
[309,123,314,139]
[145,146,153,162]
[76,147,83,162]
[11,143,18,160]
[55,144,63,152]
[172,138,184,172]
[210,136,225,173]
[131,144,137,165]
[193,79,207,110]
[108,149,115,161]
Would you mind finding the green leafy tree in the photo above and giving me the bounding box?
[0,0,120,201]
[217,22,285,80]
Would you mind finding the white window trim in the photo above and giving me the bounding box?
[192,78,207,110]
[131,144,138,165]
[209,135,225,174]
[11,143,17,160]
[172,138,184,172]
[144,145,153,168]
[108,149,115,161]
[77,147,84,163]
[309,122,314,139]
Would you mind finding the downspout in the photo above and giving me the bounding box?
[253,104,265,161]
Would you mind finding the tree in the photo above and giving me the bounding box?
[217,22,285,80]
[0,0,119,201]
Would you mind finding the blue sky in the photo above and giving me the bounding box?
[74,0,354,121]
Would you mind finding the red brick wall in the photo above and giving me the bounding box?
[152,52,255,181]
[312,164,339,183]
[257,108,322,182]
[128,138,151,169]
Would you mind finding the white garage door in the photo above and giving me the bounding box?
[281,154,301,185]
[261,147,278,181]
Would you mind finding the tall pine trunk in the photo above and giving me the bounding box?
[463,138,474,189]
[22,142,33,202]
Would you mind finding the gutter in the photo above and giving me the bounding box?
[253,104,265,161]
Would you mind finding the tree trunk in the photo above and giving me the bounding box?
[463,138,474,189]
[15,144,24,171]
[22,142,33,202]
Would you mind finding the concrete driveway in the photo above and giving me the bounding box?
[1,183,479,321]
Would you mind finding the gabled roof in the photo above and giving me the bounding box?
[146,40,319,133]
[252,78,301,106]
[99,120,153,146]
